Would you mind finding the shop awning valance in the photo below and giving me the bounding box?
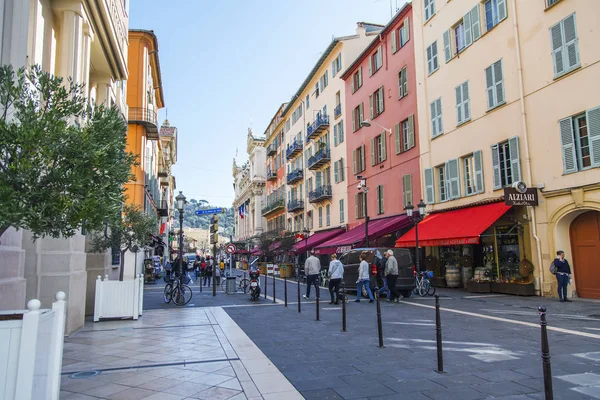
[316,214,411,255]
[292,228,345,254]
[395,202,511,248]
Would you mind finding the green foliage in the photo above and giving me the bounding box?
[256,230,295,261]
[0,65,136,238]
[180,200,236,237]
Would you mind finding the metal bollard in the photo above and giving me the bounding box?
[264,272,267,299]
[539,306,553,400]
[341,280,347,332]
[272,270,276,303]
[284,275,288,307]
[375,287,384,348]
[316,285,320,321]
[297,267,301,313]
[435,294,444,373]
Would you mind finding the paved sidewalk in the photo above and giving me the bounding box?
[60,307,302,399]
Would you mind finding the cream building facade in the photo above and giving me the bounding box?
[412,0,599,298]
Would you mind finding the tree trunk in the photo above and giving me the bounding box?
[119,249,127,281]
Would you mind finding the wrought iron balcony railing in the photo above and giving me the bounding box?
[306,113,330,142]
[334,103,342,118]
[261,199,285,216]
[309,185,332,203]
[266,169,277,181]
[286,168,303,185]
[287,199,304,212]
[285,140,303,159]
[307,148,331,170]
[128,107,159,139]
[267,143,277,156]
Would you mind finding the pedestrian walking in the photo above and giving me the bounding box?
[215,263,221,286]
[551,250,572,302]
[378,255,390,298]
[327,254,344,304]
[203,258,213,287]
[303,250,321,300]
[384,250,401,302]
[194,256,201,280]
[355,252,374,303]
[219,259,225,272]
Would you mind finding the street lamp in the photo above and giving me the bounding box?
[405,199,427,272]
[176,191,186,277]
[360,119,392,135]
[357,175,370,246]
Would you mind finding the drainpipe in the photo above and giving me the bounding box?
[511,0,544,296]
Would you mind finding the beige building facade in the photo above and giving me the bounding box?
[412,0,599,298]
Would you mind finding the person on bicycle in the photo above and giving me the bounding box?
[384,250,402,303]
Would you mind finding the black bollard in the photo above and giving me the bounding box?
[264,271,267,299]
[272,270,276,303]
[341,280,347,332]
[375,287,384,348]
[435,294,444,373]
[297,266,301,313]
[539,306,554,400]
[284,275,288,307]
[316,285,320,321]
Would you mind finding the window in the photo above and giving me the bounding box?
[445,6,480,62]
[402,174,412,206]
[356,192,366,219]
[308,211,313,230]
[353,145,366,174]
[352,103,364,132]
[426,41,439,75]
[351,67,363,93]
[437,165,447,202]
[559,107,600,173]
[332,53,342,77]
[320,70,329,89]
[306,94,310,109]
[424,0,435,22]
[315,82,320,98]
[339,199,345,223]
[424,168,434,204]
[369,86,385,118]
[485,60,505,110]
[318,207,323,227]
[391,17,410,53]
[395,116,415,153]
[455,22,466,53]
[550,14,580,79]
[463,155,476,196]
[371,133,387,165]
[334,158,345,183]
[377,185,385,214]
[455,81,470,125]
[484,0,507,32]
[326,205,331,226]
[430,98,443,138]
[398,67,408,99]
[445,158,460,200]
[491,137,521,189]
[547,0,560,7]
[369,46,383,76]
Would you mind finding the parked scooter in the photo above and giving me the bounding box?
[249,267,261,301]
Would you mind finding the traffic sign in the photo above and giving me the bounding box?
[195,208,226,215]
[225,244,237,254]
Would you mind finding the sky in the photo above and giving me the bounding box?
[129,0,405,207]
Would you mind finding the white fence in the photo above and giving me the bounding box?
[94,274,144,322]
[0,292,66,400]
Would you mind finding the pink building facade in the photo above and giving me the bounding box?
[341,4,420,230]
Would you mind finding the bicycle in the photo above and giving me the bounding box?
[413,270,436,297]
[220,271,250,293]
[163,276,193,306]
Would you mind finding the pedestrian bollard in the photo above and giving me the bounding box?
[375,287,384,348]
[272,270,276,303]
[297,267,301,313]
[284,275,288,307]
[264,272,267,299]
[539,306,554,400]
[341,280,347,332]
[435,294,445,373]
[316,285,320,321]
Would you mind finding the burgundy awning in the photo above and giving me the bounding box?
[315,214,411,255]
[292,228,345,254]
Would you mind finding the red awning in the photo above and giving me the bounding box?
[292,228,346,254]
[250,247,261,256]
[315,214,411,255]
[395,202,511,247]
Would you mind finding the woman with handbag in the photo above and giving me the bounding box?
[551,250,572,302]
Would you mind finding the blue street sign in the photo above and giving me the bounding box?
[195,208,225,215]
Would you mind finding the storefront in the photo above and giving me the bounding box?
[396,200,536,296]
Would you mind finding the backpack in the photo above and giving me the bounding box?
[549,260,557,274]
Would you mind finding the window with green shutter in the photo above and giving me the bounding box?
[491,137,520,189]
[426,41,439,75]
[485,60,505,110]
[443,30,452,63]
[377,185,385,214]
[339,199,345,223]
[402,174,412,207]
[550,14,580,79]
[424,0,435,22]
[474,150,484,193]
[430,98,443,138]
[424,168,435,204]
[559,107,600,173]
[446,158,460,199]
[398,66,408,99]
[455,81,470,125]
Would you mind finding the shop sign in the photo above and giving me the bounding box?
[504,182,538,207]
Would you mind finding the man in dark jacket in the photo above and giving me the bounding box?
[552,250,572,302]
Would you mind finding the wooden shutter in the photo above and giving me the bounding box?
[381,134,387,162]
[376,45,383,68]
[377,86,384,113]
[340,158,345,182]
[471,5,481,41]
[432,41,438,70]
[403,174,412,206]
[370,138,376,166]
[491,144,502,189]
[339,120,344,142]
[352,149,357,174]
[455,84,463,125]
[563,14,580,70]
[402,67,408,96]
[462,82,470,121]
[587,106,600,167]
[430,100,438,137]
[559,117,578,173]
[380,185,384,213]
[436,99,443,135]
[426,45,433,73]
[404,17,410,43]
[485,65,495,109]
[391,29,397,53]
[355,194,359,218]
[369,94,374,119]
[473,150,484,193]
[464,11,472,47]
[351,73,356,93]
[408,115,415,149]
[359,102,364,123]
[443,30,452,63]
[424,168,435,204]
[361,144,366,171]
[334,161,339,183]
[550,22,565,77]
[447,158,460,199]
[493,60,504,105]
[358,67,362,87]
[368,54,373,76]
[395,123,401,154]
[332,60,336,77]
[498,0,507,22]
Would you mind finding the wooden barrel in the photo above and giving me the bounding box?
[445,266,461,288]
[462,266,473,287]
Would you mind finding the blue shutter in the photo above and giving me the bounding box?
[559,117,577,174]
[586,106,600,168]
[491,144,502,189]
[471,5,481,41]
[424,168,435,204]
[498,0,507,22]
[508,136,521,183]
[563,14,580,71]
[448,158,460,199]
[473,150,484,193]
[443,30,452,63]
[464,11,472,47]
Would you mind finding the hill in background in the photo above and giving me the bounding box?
[178,199,235,237]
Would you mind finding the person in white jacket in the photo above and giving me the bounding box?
[355,252,374,303]
[327,254,344,304]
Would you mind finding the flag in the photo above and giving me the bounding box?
[239,204,244,219]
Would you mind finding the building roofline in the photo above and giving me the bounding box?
[129,29,165,108]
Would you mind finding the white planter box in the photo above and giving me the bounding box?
[0,292,66,400]
[94,274,144,322]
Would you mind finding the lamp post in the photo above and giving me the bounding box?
[357,175,369,247]
[404,200,426,271]
[176,191,186,278]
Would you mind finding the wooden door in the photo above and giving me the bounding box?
[570,211,600,299]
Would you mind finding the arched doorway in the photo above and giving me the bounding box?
[570,211,600,299]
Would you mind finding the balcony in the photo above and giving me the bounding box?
[266,170,277,181]
[267,143,277,156]
[334,103,342,118]
[306,114,330,142]
[307,148,331,170]
[262,199,285,216]
[286,168,303,185]
[129,107,158,139]
[157,199,169,217]
[286,140,303,159]
[309,185,332,203]
[157,167,168,178]
[287,199,304,213]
